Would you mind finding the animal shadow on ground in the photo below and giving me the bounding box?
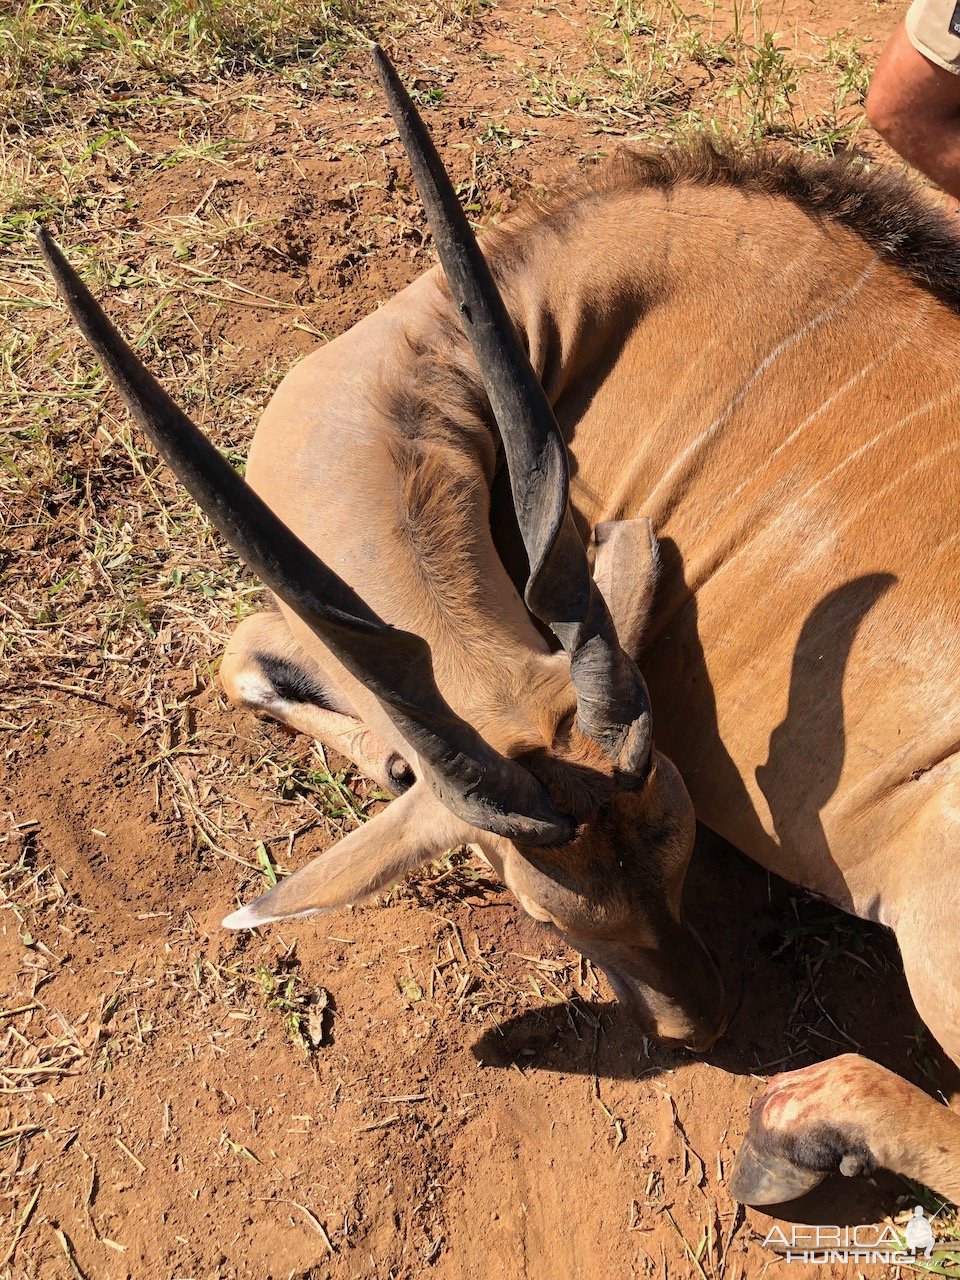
[472,829,959,1223]
[473,540,958,1224]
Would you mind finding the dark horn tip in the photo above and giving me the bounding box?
[35,226,67,283]
[35,225,56,257]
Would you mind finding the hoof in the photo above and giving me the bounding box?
[729,1134,827,1205]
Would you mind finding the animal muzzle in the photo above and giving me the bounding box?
[600,927,727,1053]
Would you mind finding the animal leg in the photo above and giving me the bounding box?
[221,611,415,794]
[894,804,960,1075]
[733,794,960,1206]
[730,1053,960,1204]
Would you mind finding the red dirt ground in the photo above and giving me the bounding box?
[3,0,958,1277]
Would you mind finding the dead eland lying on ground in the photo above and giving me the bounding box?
[39,45,960,1207]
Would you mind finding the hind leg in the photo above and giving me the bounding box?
[221,610,415,794]
[730,1053,960,1204]
[732,806,960,1206]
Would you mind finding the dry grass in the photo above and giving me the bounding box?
[0,0,956,1276]
[521,0,869,147]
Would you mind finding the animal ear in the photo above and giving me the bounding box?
[222,783,470,928]
[590,519,660,659]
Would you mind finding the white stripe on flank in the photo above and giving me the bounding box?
[606,239,817,518]
[645,261,877,521]
[932,527,960,561]
[836,436,960,532]
[680,377,958,600]
[711,295,932,526]
[804,381,960,505]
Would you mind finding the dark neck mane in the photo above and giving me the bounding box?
[384,139,960,454]
[488,139,960,314]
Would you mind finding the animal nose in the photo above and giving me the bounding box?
[654,1006,726,1054]
[604,968,727,1052]
[683,1011,727,1053]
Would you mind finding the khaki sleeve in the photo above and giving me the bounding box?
[906,0,960,72]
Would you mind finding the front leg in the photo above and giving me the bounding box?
[731,1053,960,1205]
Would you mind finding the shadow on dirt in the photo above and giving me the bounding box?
[473,827,959,1082]
[471,827,959,1224]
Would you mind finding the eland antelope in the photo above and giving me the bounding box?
[39,45,960,1207]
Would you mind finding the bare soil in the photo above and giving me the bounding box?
[3,0,958,1277]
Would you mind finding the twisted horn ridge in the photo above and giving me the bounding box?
[372,44,652,776]
[37,229,573,846]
